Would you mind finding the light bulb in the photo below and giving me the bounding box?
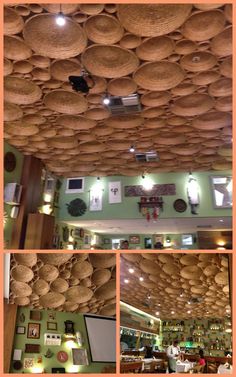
[103,97,110,105]
[128,268,134,274]
[139,277,144,281]
[56,12,66,26]
[129,146,135,153]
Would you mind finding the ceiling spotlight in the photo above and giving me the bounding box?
[147,293,151,299]
[180,293,183,297]
[129,145,135,153]
[103,94,110,105]
[139,276,144,281]
[124,279,129,284]
[155,311,160,316]
[187,310,191,314]
[187,301,191,305]
[128,268,134,274]
[171,311,175,314]
[56,12,66,26]
[158,303,161,307]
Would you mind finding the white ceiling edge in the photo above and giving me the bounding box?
[64,217,232,235]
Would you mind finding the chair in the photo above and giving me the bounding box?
[207,363,217,373]
[154,360,168,374]
[120,361,143,373]
[143,361,157,373]
[192,364,205,374]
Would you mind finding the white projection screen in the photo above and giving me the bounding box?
[84,315,116,362]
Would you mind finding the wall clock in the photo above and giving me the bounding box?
[57,351,68,363]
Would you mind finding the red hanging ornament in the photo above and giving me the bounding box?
[153,207,158,220]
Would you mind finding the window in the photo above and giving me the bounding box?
[65,178,84,194]
[210,176,232,208]
[182,234,193,246]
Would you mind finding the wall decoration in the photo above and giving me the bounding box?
[74,228,81,238]
[89,189,103,211]
[62,226,69,242]
[57,351,68,363]
[48,312,56,321]
[47,322,57,331]
[125,184,176,197]
[13,349,22,361]
[173,198,187,213]
[84,235,91,245]
[19,313,25,323]
[187,173,200,215]
[210,176,232,208]
[25,344,40,353]
[27,323,40,339]
[109,181,122,203]
[23,358,34,369]
[51,367,66,373]
[13,361,23,370]
[16,326,25,334]
[79,228,84,238]
[30,310,42,321]
[72,348,89,365]
[44,348,54,358]
[4,151,16,172]
[129,235,140,244]
[67,198,87,216]
[182,234,193,246]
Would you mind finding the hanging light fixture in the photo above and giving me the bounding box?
[103,93,110,105]
[129,145,135,153]
[56,4,66,26]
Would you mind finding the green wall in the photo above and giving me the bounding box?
[58,172,232,223]
[4,142,24,249]
[11,307,115,373]
[55,221,99,250]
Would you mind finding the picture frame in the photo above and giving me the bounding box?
[47,322,57,331]
[27,323,40,339]
[74,228,81,238]
[129,235,140,244]
[48,312,56,321]
[182,234,193,246]
[89,188,103,211]
[16,326,25,335]
[72,348,89,365]
[210,175,232,209]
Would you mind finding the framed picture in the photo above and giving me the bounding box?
[154,234,164,244]
[182,234,193,246]
[129,235,140,244]
[48,312,56,320]
[16,326,25,334]
[27,323,40,339]
[89,189,103,211]
[108,181,122,203]
[30,310,42,321]
[74,228,81,238]
[210,176,232,208]
[23,358,34,369]
[47,322,57,331]
[72,348,89,365]
[84,235,91,245]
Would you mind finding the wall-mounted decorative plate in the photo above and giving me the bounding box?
[66,198,87,217]
[57,351,68,363]
[173,199,187,213]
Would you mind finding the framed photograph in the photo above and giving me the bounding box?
[27,323,40,339]
[74,228,81,238]
[72,348,89,366]
[89,189,103,211]
[23,358,34,369]
[30,310,42,321]
[47,322,57,331]
[16,326,25,335]
[210,176,232,208]
[84,235,91,245]
[154,234,164,244]
[129,235,140,244]
[182,234,193,246]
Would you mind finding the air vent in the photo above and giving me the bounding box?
[107,94,142,115]
[136,151,159,162]
[196,225,213,229]
[189,297,203,304]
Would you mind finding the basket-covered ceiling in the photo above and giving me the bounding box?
[9,253,116,315]
[120,253,230,319]
[4,4,232,177]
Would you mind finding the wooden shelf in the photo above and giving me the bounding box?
[138,199,164,211]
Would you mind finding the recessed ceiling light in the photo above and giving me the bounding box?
[187,310,191,314]
[124,279,129,284]
[155,311,160,316]
[128,268,134,274]
[139,277,144,281]
[171,311,175,314]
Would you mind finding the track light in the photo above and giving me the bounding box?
[129,145,135,153]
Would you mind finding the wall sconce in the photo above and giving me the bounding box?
[142,174,154,191]
[44,193,53,203]
[41,204,53,215]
